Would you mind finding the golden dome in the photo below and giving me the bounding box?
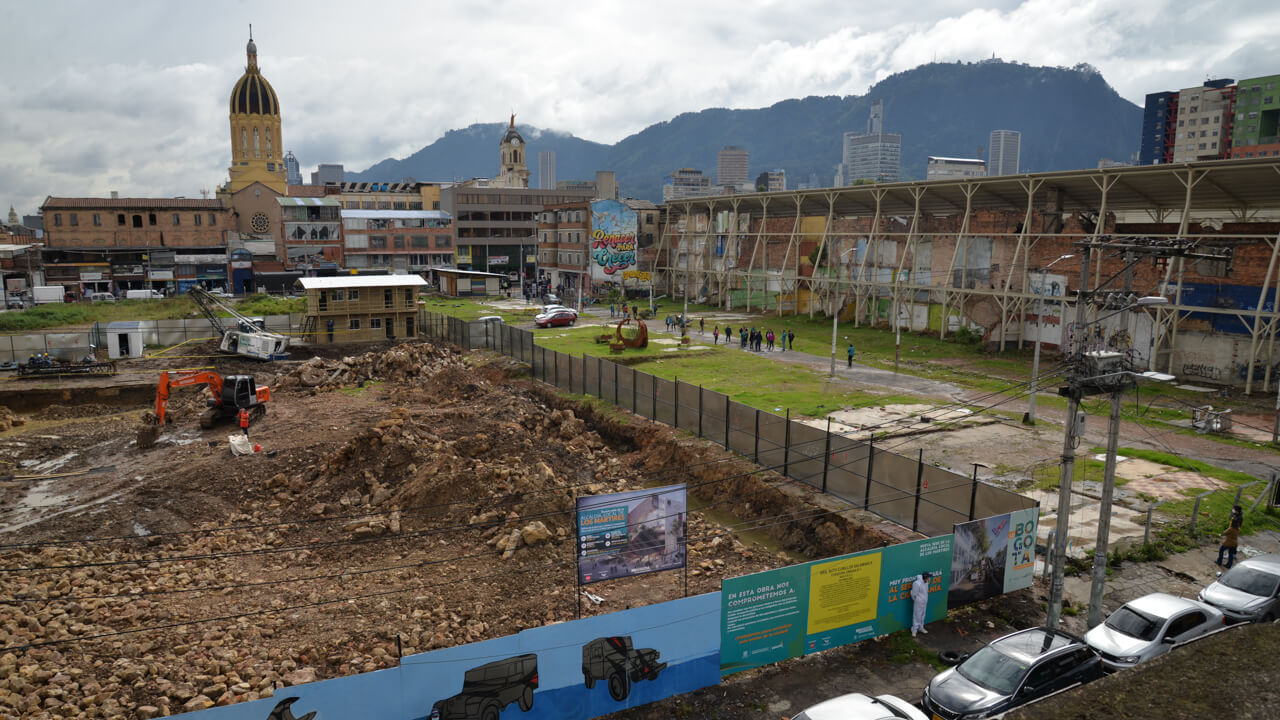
[229,38,279,116]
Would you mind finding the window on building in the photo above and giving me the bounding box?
[253,128,260,158]
[132,215,143,228]
[116,213,126,226]
[1267,97,1275,104]
[370,235,387,249]
[392,201,407,210]
[193,214,202,226]
[53,214,62,226]
[92,213,101,226]
[377,201,391,210]
[148,213,157,226]
[371,318,382,329]
[241,127,247,158]
[435,236,451,248]
[362,201,375,209]
[209,213,217,226]
[393,235,405,249]
[432,201,440,210]
[384,289,393,308]
[69,213,78,226]
[408,202,423,210]
[265,128,272,158]
[349,289,359,301]
[349,318,361,330]
[171,214,180,226]
[1201,118,1210,125]
[404,288,413,305]
[331,290,344,301]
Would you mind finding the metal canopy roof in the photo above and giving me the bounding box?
[666,157,1280,218]
[296,275,427,290]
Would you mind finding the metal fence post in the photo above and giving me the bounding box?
[783,409,791,478]
[724,395,731,449]
[864,439,875,510]
[698,385,703,438]
[652,372,657,419]
[597,356,603,398]
[821,417,831,493]
[1144,503,1156,546]
[614,362,619,405]
[673,378,679,429]
[554,347,559,388]
[754,408,760,463]
[632,368,637,412]
[912,448,924,532]
[969,464,980,521]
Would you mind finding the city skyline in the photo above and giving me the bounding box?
[4,0,1279,213]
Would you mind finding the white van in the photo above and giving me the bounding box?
[125,289,164,300]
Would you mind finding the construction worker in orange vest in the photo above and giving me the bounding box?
[238,407,250,437]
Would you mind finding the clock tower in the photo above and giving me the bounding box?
[494,113,530,188]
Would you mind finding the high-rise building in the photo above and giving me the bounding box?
[283,151,301,186]
[754,169,785,192]
[663,168,712,200]
[841,100,901,184]
[538,151,556,190]
[717,146,749,190]
[926,157,986,180]
[310,164,344,186]
[1140,91,1177,164]
[1229,74,1280,159]
[988,130,1021,176]
[1172,80,1235,164]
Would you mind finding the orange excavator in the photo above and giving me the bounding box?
[136,370,270,449]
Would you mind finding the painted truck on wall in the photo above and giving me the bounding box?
[430,654,538,720]
[581,636,666,702]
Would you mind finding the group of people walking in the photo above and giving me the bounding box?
[709,324,795,352]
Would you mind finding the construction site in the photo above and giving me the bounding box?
[0,326,921,719]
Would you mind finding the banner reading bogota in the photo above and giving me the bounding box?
[576,484,687,585]
[719,535,953,675]
[947,507,1038,607]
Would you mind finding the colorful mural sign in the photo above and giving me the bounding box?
[577,484,686,585]
[590,199,639,280]
[947,508,1038,607]
[621,270,651,284]
[719,535,953,675]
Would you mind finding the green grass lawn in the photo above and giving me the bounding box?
[0,295,305,332]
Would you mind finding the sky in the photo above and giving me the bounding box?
[3,0,1278,216]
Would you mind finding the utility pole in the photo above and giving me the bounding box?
[1088,389,1124,627]
[1046,249,1090,630]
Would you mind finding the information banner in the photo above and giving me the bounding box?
[577,484,686,585]
[947,507,1038,607]
[719,535,952,675]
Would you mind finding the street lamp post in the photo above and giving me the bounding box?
[1027,254,1074,425]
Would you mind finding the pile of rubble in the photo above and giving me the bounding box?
[0,406,23,432]
[273,342,458,390]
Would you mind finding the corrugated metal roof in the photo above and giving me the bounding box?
[437,268,505,278]
[295,275,428,290]
[277,196,341,207]
[340,209,452,220]
[42,197,225,210]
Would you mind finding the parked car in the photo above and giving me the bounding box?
[125,289,164,300]
[535,309,577,328]
[1084,592,1224,671]
[89,292,117,302]
[477,315,504,324]
[921,627,1104,720]
[790,692,928,720]
[1198,553,1280,623]
[540,304,572,314]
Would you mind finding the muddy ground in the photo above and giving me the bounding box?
[0,342,898,719]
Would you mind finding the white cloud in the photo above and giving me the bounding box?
[2,0,1277,215]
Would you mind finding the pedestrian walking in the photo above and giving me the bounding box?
[699,317,705,334]
[724,325,733,341]
[1229,504,1244,529]
[847,343,856,367]
[1217,523,1240,568]
[740,328,748,348]
[766,329,775,351]
[609,303,615,318]
[713,326,719,345]
[910,572,932,636]
[788,329,796,350]
[238,407,250,437]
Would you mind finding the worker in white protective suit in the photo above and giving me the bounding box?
[910,571,932,637]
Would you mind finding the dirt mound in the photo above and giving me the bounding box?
[30,403,124,421]
[0,406,23,431]
[273,342,456,390]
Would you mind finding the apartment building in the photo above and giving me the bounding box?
[1229,74,1280,159]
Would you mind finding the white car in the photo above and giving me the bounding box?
[1198,553,1280,623]
[1084,592,1223,671]
[791,692,927,720]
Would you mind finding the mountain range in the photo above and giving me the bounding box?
[347,60,1143,201]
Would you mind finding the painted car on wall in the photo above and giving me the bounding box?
[582,636,666,702]
[430,654,538,720]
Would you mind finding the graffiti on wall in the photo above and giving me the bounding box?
[590,200,639,280]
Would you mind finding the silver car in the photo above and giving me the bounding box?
[1084,592,1224,670]
[1198,553,1280,623]
[790,692,927,720]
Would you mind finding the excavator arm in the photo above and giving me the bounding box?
[153,370,224,425]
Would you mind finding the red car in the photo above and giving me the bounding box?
[535,309,577,327]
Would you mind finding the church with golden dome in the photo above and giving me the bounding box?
[218,33,289,245]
